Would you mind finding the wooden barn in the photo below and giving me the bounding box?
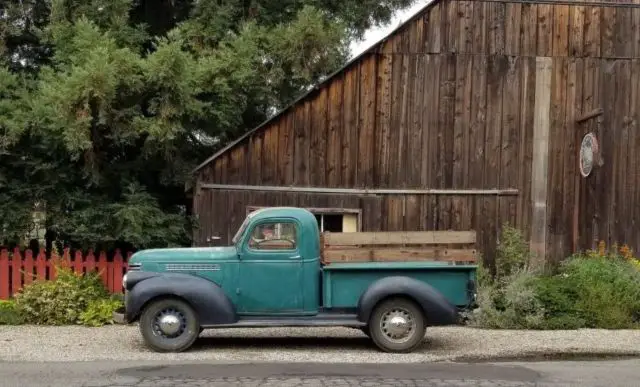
[191,0,640,266]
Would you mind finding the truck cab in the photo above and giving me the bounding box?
[115,207,477,353]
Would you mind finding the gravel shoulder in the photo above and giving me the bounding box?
[0,325,639,363]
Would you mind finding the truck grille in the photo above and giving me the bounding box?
[127,263,141,271]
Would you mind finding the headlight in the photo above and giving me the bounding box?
[122,273,128,289]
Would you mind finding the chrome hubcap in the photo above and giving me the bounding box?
[152,308,186,338]
[380,308,415,343]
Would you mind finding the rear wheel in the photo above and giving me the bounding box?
[368,297,426,353]
[139,298,200,352]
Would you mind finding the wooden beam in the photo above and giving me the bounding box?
[530,57,553,269]
[323,231,476,246]
[576,108,603,123]
[200,183,519,196]
[322,248,478,263]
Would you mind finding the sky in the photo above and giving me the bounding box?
[349,0,432,58]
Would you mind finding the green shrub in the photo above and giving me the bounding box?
[14,265,111,325]
[0,300,24,325]
[79,297,123,327]
[471,224,640,330]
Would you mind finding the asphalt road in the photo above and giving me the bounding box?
[0,359,638,387]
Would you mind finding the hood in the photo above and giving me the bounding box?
[129,246,237,266]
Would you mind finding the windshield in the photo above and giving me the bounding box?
[231,211,256,244]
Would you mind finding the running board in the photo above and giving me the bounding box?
[202,314,366,329]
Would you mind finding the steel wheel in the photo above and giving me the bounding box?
[139,298,200,352]
[369,297,425,353]
[379,307,416,344]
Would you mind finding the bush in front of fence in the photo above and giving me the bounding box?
[5,263,123,326]
[470,225,640,330]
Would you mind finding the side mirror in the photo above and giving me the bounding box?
[206,236,221,246]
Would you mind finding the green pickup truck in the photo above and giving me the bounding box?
[114,207,478,353]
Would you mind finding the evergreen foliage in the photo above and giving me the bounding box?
[0,0,416,250]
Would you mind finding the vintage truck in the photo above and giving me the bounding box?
[113,207,478,353]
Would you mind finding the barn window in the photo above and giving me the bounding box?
[246,206,361,233]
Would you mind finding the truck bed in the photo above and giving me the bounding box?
[321,261,476,309]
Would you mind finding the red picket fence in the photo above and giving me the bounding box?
[0,248,133,300]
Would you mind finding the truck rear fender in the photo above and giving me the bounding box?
[125,272,237,325]
[356,276,458,326]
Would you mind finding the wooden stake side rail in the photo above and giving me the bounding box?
[321,231,478,264]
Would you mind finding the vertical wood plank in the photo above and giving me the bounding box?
[440,53,457,189]
[427,2,442,53]
[601,7,616,58]
[504,2,522,56]
[327,76,343,188]
[11,249,22,296]
[566,58,583,254]
[113,250,124,294]
[613,7,632,58]
[547,57,568,264]
[453,54,472,189]
[445,0,459,53]
[569,5,585,57]
[520,4,538,57]
[0,250,9,300]
[489,1,506,55]
[342,65,360,187]
[73,250,83,274]
[472,1,488,55]
[23,250,34,286]
[422,54,441,188]
[615,61,631,246]
[294,101,311,186]
[500,56,522,228]
[630,60,640,250]
[469,54,488,189]
[537,5,553,57]
[409,54,425,188]
[310,87,328,187]
[553,5,570,58]
[633,9,640,58]
[85,250,96,273]
[358,55,377,187]
[599,59,616,247]
[584,7,601,57]
[517,57,536,237]
[457,1,474,54]
[484,56,504,191]
[530,57,553,268]
[282,113,295,184]
[35,251,46,282]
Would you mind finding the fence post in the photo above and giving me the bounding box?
[97,252,108,288]
[11,248,23,296]
[35,251,46,281]
[85,250,96,273]
[113,250,124,294]
[0,250,9,300]
[23,250,34,286]
[73,250,83,274]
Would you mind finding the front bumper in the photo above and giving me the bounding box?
[112,306,128,324]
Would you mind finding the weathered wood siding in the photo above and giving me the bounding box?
[195,0,640,264]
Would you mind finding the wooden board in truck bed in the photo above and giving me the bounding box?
[320,231,477,265]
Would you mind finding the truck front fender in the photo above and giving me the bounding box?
[123,271,237,326]
[356,276,458,326]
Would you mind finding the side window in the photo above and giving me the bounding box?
[248,222,297,250]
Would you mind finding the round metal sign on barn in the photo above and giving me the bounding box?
[579,132,599,177]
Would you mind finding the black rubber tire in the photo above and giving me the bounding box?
[139,298,200,353]
[368,297,426,353]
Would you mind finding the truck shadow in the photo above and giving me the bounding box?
[188,334,452,353]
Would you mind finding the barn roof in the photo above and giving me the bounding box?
[193,0,441,173]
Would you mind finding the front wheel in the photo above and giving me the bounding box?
[139,298,200,352]
[369,297,426,353]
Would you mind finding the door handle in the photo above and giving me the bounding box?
[289,255,301,259]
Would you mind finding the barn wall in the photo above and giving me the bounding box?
[195,0,640,264]
[194,189,515,266]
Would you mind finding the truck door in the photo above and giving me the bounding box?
[237,218,303,314]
